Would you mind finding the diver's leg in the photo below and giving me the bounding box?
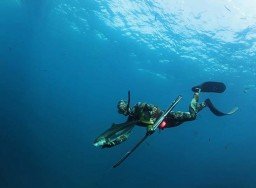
[163,91,207,128]
[165,98,206,123]
[169,111,196,122]
[189,89,206,118]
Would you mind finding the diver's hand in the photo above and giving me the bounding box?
[146,125,155,135]
[146,130,155,135]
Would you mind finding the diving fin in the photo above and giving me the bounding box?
[192,81,226,93]
[205,99,238,116]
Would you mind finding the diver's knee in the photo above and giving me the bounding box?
[191,114,197,120]
[188,111,197,120]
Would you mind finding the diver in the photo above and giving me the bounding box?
[96,89,206,148]
[93,81,238,148]
[117,88,205,133]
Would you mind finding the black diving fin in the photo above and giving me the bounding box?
[192,81,226,93]
[205,99,238,116]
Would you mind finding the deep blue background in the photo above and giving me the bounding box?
[1,1,256,188]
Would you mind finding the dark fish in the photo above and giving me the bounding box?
[225,5,231,12]
[93,121,137,147]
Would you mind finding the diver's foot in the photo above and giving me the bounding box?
[194,87,201,93]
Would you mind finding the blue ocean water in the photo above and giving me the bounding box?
[0,0,256,187]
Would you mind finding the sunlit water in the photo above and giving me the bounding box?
[0,0,256,188]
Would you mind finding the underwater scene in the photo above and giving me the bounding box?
[0,0,256,187]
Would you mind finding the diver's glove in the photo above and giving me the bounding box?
[146,125,155,135]
[146,130,154,135]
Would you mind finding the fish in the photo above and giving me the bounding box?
[93,121,137,148]
[225,5,231,12]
